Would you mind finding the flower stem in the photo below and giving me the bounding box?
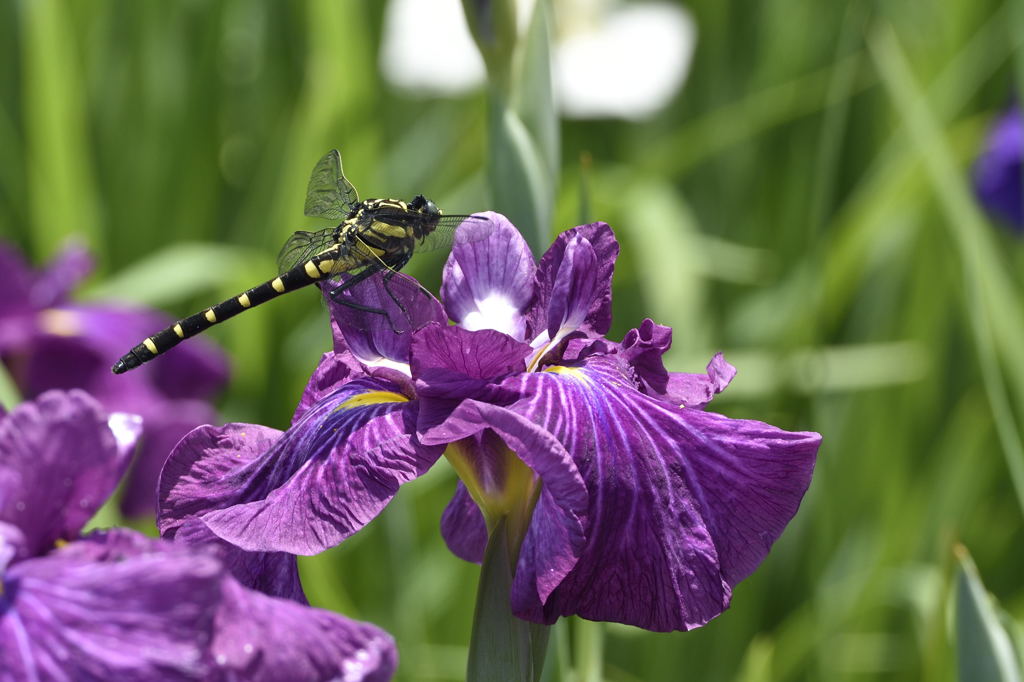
[467,515,550,682]
[573,618,604,682]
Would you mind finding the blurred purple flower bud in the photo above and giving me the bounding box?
[974,105,1024,231]
[0,241,229,516]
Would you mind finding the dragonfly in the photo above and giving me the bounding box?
[112,149,481,374]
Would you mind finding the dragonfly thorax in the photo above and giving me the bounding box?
[351,195,444,242]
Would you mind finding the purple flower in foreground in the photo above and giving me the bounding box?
[160,213,820,632]
[0,242,228,516]
[974,105,1024,231]
[0,390,396,681]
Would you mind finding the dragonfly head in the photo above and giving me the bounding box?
[410,194,441,218]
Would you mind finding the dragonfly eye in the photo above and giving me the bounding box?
[424,199,440,216]
[409,195,427,210]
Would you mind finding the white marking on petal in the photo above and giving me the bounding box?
[461,293,524,337]
[357,355,412,376]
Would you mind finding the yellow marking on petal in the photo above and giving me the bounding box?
[143,338,158,354]
[336,391,409,410]
[443,438,539,537]
[38,309,81,337]
[205,309,217,323]
[318,259,335,274]
[543,365,585,379]
[173,324,184,338]
[271,277,285,293]
[305,261,321,278]
[238,293,251,308]
[54,538,69,548]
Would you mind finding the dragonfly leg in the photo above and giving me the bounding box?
[327,266,388,317]
[380,269,410,322]
[379,257,425,333]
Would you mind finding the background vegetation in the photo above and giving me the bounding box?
[1,1,1022,680]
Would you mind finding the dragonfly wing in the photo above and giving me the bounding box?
[361,213,489,256]
[416,214,492,254]
[304,149,359,220]
[276,227,336,274]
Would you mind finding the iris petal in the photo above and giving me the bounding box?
[292,350,368,426]
[619,318,673,393]
[974,106,1024,229]
[618,320,736,408]
[0,529,397,681]
[531,222,619,339]
[325,272,446,369]
[420,398,587,611]
[160,379,444,555]
[442,212,536,339]
[0,390,133,559]
[213,577,397,682]
[439,481,487,564]
[0,530,221,680]
[545,236,599,342]
[663,352,736,409]
[173,517,308,603]
[158,423,284,540]
[120,401,214,518]
[411,324,532,434]
[0,243,35,315]
[30,243,93,309]
[473,356,817,630]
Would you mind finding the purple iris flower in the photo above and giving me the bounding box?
[0,242,228,516]
[0,389,396,681]
[974,105,1024,231]
[159,213,820,632]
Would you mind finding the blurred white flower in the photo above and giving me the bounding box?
[554,2,695,120]
[379,0,486,95]
[379,0,697,120]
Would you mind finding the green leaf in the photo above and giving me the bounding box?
[474,0,557,254]
[0,361,22,412]
[467,516,550,682]
[954,546,1023,682]
[488,100,553,255]
[20,0,101,258]
[80,242,253,308]
[461,0,518,91]
[868,24,1024,518]
[514,0,558,183]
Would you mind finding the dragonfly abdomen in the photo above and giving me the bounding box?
[111,246,348,373]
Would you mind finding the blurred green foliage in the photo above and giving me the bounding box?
[2,0,1024,680]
